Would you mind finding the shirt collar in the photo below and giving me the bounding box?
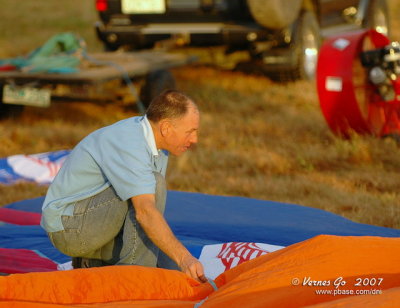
[141,115,159,156]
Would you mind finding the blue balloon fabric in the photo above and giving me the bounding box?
[1,191,399,271]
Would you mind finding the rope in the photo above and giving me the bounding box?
[194,278,218,308]
[81,52,146,114]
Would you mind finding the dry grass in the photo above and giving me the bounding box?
[169,67,400,228]
[0,0,399,229]
[0,0,101,58]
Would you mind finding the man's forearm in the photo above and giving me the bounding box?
[135,200,191,265]
[131,194,206,282]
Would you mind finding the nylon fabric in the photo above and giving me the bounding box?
[0,33,84,73]
[1,235,399,307]
[193,279,217,308]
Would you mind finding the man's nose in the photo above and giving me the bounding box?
[190,132,198,144]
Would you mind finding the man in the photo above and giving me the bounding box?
[41,90,206,282]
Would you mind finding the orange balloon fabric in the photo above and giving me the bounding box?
[0,235,399,308]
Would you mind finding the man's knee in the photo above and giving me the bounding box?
[48,231,92,257]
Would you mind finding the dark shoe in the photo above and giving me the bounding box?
[72,257,106,268]
[72,257,85,268]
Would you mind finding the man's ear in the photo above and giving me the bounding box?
[159,120,171,137]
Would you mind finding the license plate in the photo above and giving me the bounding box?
[3,85,51,107]
[121,0,166,14]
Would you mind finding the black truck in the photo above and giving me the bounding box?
[95,0,390,81]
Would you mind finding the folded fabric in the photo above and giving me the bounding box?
[0,32,84,74]
[0,235,399,308]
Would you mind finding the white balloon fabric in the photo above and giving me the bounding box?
[0,150,69,184]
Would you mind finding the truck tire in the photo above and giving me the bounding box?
[0,87,24,119]
[0,103,24,119]
[140,70,176,108]
[246,0,302,30]
[363,0,390,38]
[263,9,320,82]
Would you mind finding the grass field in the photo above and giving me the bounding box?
[0,0,399,229]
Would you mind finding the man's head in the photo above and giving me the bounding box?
[146,90,199,156]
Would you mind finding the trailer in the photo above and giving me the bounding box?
[0,50,196,117]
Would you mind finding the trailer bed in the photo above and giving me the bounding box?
[0,51,195,85]
[0,50,195,114]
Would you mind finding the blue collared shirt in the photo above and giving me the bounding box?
[41,115,169,232]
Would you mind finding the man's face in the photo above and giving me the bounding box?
[164,106,199,156]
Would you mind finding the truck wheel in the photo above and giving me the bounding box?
[0,87,24,119]
[363,0,390,38]
[246,0,302,30]
[140,70,176,108]
[103,43,119,52]
[0,103,24,119]
[263,9,320,82]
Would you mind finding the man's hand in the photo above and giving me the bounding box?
[179,254,207,283]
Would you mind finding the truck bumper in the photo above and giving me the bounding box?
[95,21,272,49]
